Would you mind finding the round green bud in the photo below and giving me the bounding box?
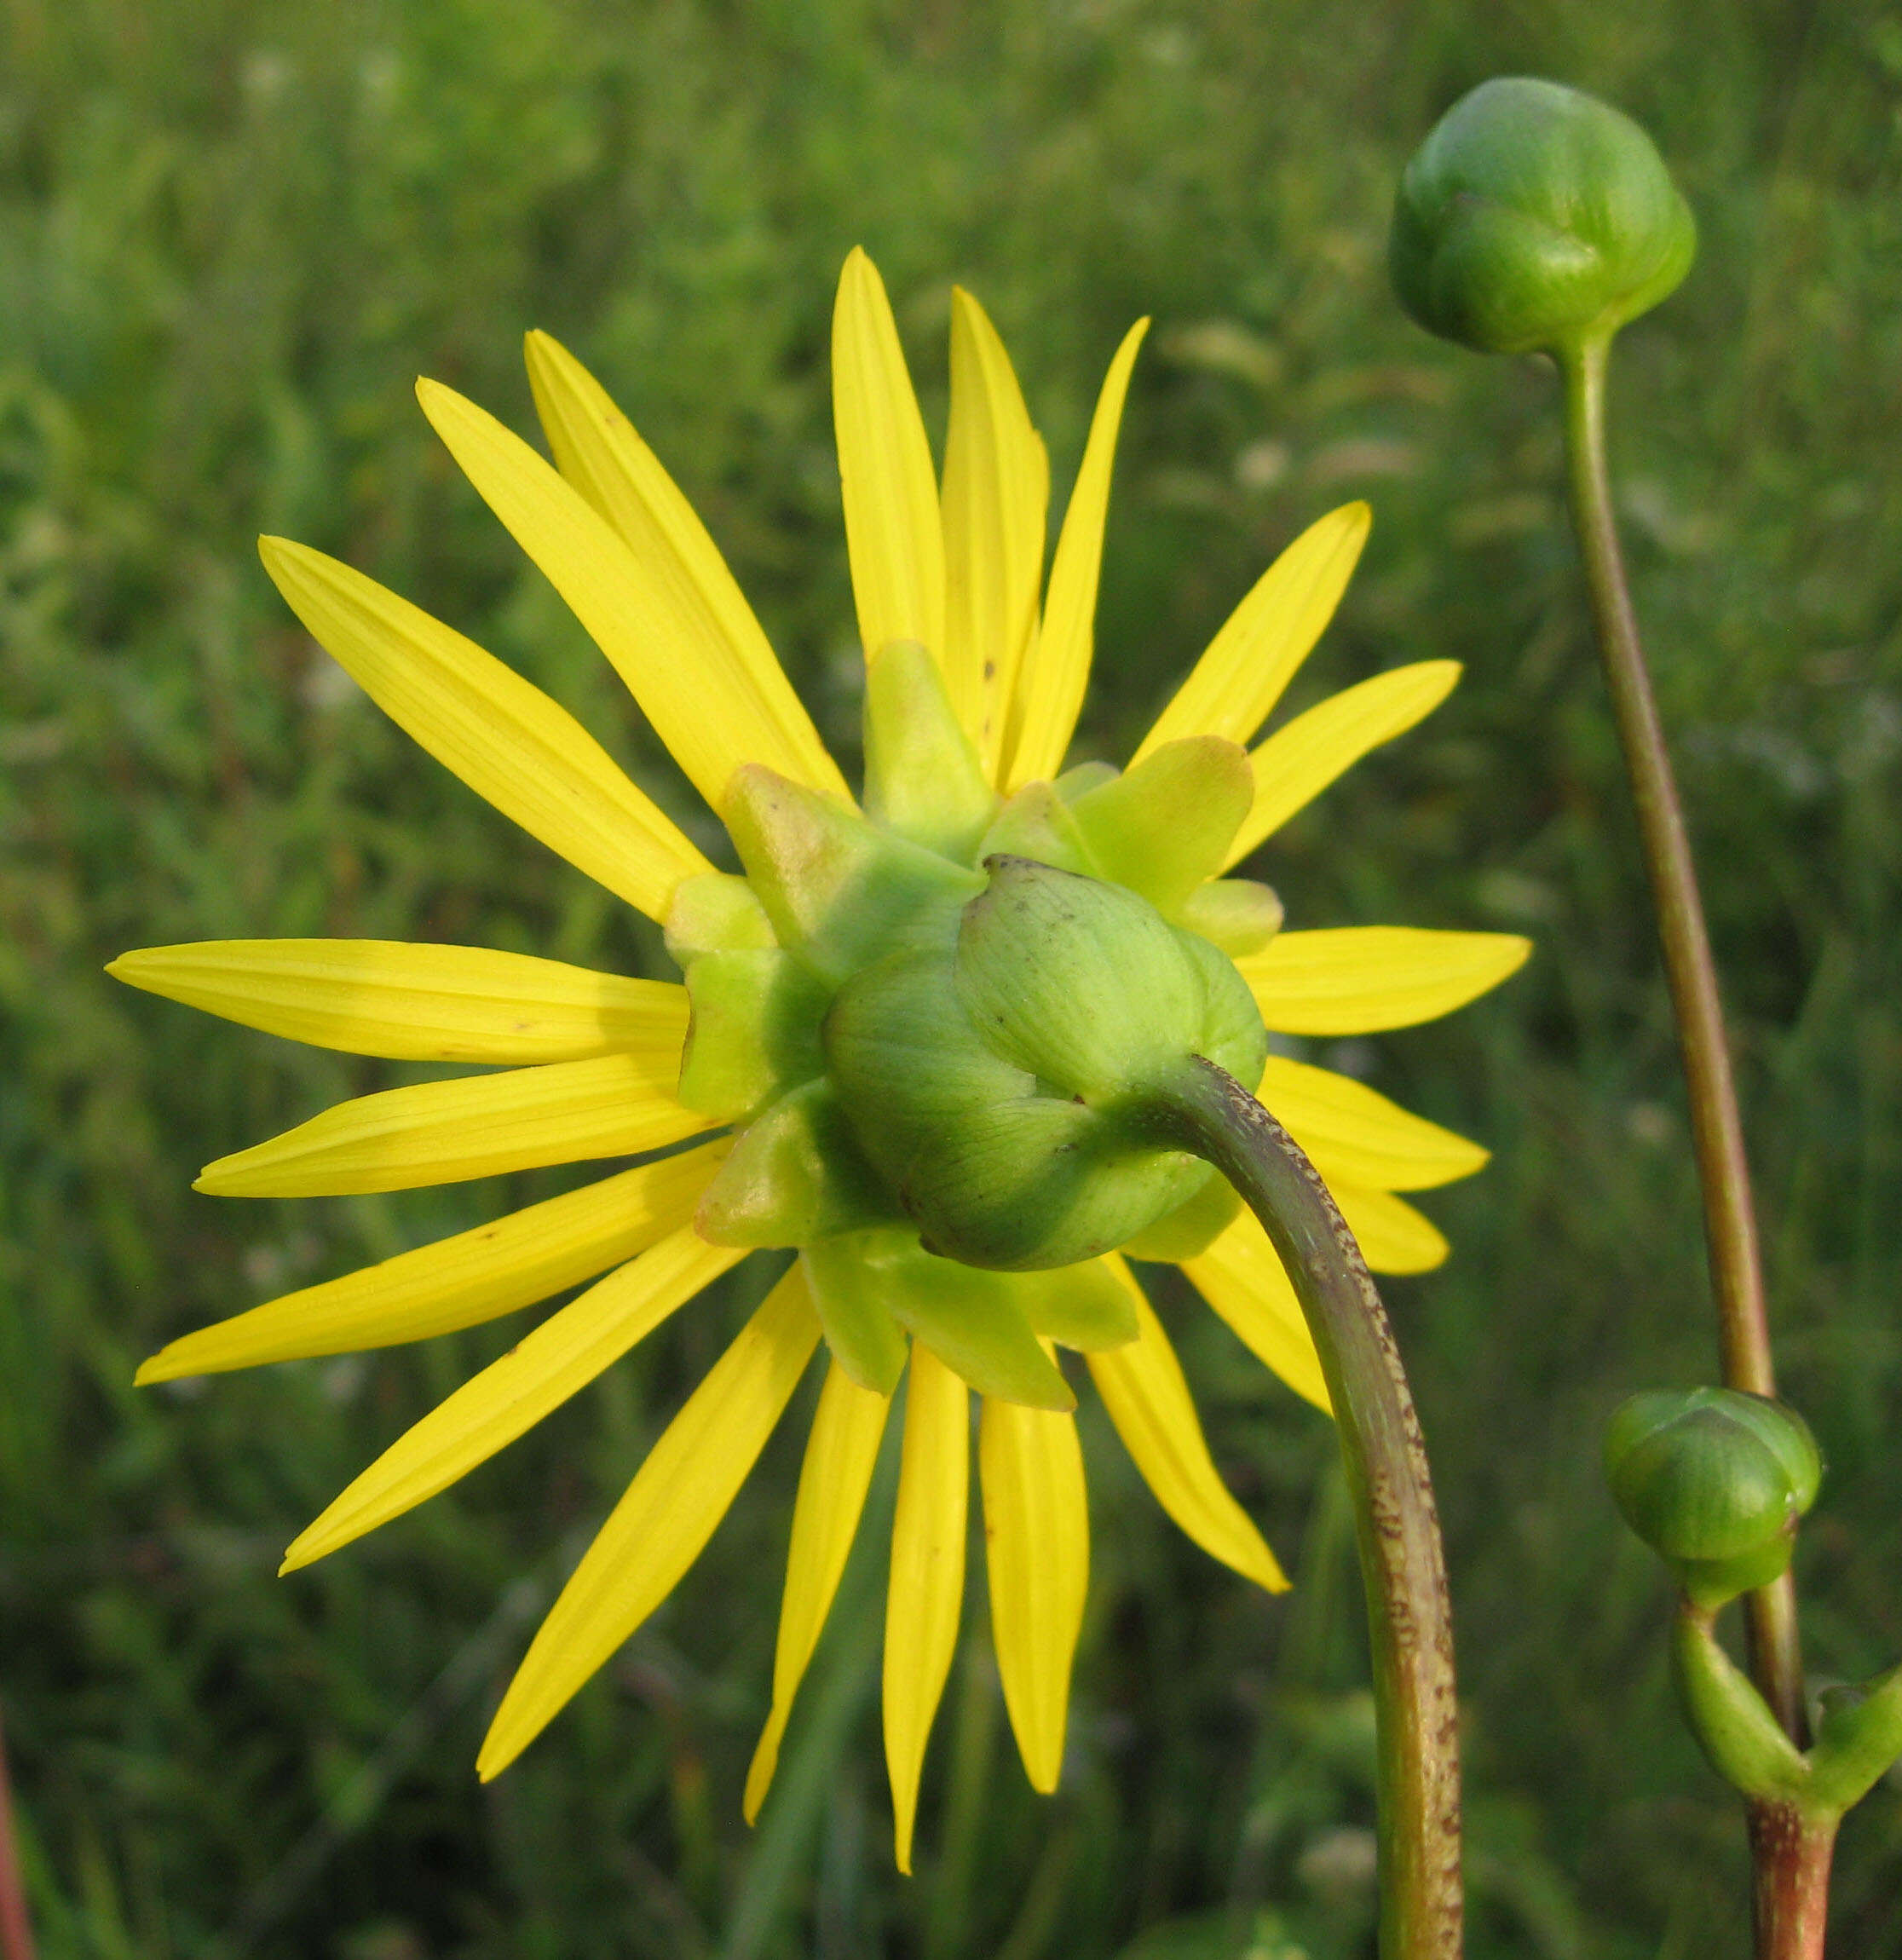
[1605,1387,1821,1607]
[1389,76,1696,356]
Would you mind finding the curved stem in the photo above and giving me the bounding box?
[1145,1057,1462,1960]
[1558,337,1805,1749]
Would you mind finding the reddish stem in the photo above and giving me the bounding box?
[0,1708,37,1960]
[1748,1802,1835,1960]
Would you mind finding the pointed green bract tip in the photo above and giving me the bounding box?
[1390,76,1696,357]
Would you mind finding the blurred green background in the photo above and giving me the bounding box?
[4,1,1900,1954]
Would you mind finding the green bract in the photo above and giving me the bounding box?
[672,639,1273,1405]
[1605,1386,1821,1608]
[1389,76,1696,356]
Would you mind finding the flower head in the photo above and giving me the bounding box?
[110,250,1527,1869]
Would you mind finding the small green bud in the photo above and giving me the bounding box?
[1389,76,1696,356]
[1605,1387,1821,1607]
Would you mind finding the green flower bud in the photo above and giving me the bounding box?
[1389,76,1696,356]
[1605,1387,1821,1607]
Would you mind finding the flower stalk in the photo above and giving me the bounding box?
[1561,333,1828,1956]
[1145,1057,1462,1960]
[1557,334,1805,1749]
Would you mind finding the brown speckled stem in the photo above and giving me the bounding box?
[1148,1057,1462,1959]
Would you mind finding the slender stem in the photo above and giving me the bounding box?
[0,1707,37,1960]
[1558,337,1805,1750]
[1145,1057,1462,1960]
[1746,1802,1836,1960]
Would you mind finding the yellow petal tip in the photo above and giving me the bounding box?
[256,533,305,582]
[475,1730,519,1784]
[415,376,460,421]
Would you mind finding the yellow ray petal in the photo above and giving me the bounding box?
[979,1384,1088,1794]
[1001,320,1149,791]
[1133,502,1370,762]
[1225,660,1461,868]
[1179,1213,1331,1414]
[1086,1259,1286,1591]
[832,248,945,668]
[282,1225,748,1572]
[479,1264,820,1778]
[744,1359,892,1821]
[1238,926,1531,1036]
[522,331,850,807]
[884,1341,968,1874]
[1329,1183,1450,1277]
[108,939,689,1065]
[137,1140,728,1382]
[259,538,707,919]
[941,287,1047,771]
[417,379,848,811]
[197,1052,707,1198]
[1258,1054,1490,1194]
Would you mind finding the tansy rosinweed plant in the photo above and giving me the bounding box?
[110,248,1525,1871]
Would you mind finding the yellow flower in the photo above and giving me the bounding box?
[109,249,1526,1871]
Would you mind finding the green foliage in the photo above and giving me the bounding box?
[3,0,1901,1955]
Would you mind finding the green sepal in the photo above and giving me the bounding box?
[1053,759,1120,804]
[847,1231,1074,1409]
[956,856,1207,1096]
[1809,1661,1902,1814]
[824,949,1035,1172]
[1067,736,1254,910]
[975,782,1099,878]
[1175,879,1284,957]
[1674,1537,1797,1616]
[1013,1260,1140,1351]
[862,639,997,861]
[1672,1603,1811,1805]
[902,1093,1207,1271]
[695,1081,898,1247]
[663,872,777,962]
[799,1232,911,1396]
[677,948,830,1121]
[1121,1166,1243,1260]
[723,764,984,986]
